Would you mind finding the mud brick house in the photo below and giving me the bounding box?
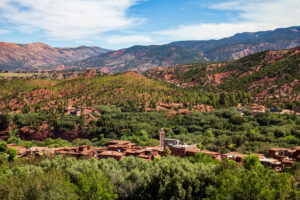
[168,144,198,158]
[222,152,248,163]
[288,146,300,161]
[125,149,143,157]
[199,150,222,160]
[105,140,137,152]
[163,139,180,148]
[55,145,95,158]
[98,151,124,161]
[260,158,281,170]
[269,148,289,160]
[281,159,296,169]
[124,147,162,161]
[26,147,57,157]
[185,148,201,157]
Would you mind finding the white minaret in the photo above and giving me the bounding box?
[160,128,165,148]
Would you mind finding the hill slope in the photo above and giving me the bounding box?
[0,42,110,70]
[145,46,300,104]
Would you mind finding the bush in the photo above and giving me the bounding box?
[7,148,18,161]
[0,112,11,131]
[7,137,22,145]
[0,170,77,200]
[0,142,7,152]
[229,116,245,125]
[76,170,118,200]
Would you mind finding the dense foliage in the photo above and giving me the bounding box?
[3,107,299,154]
[0,154,298,200]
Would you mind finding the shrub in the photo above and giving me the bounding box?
[0,142,7,152]
[7,148,18,161]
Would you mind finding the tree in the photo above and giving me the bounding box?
[188,152,219,164]
[7,148,18,161]
[0,170,77,200]
[21,105,30,114]
[0,112,11,131]
[76,170,118,200]
[229,116,245,125]
[243,155,263,170]
[0,142,7,152]
[162,146,171,157]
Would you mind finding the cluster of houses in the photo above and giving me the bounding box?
[8,141,163,161]
[237,104,300,116]
[6,129,299,171]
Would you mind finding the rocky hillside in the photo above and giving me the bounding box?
[145,46,300,103]
[74,26,300,73]
[0,42,110,70]
[76,45,205,73]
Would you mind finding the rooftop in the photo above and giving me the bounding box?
[105,140,132,145]
[269,148,289,151]
[98,151,124,156]
[200,150,220,155]
[223,152,248,157]
[260,158,280,164]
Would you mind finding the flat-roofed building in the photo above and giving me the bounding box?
[260,158,281,169]
[269,148,289,160]
[168,144,198,158]
[222,152,248,163]
[164,139,180,148]
[98,151,124,161]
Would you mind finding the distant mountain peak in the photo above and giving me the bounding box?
[0,42,110,70]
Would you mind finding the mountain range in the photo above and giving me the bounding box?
[0,26,299,72]
[0,42,110,71]
[75,26,300,73]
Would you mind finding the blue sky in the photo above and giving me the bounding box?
[0,0,299,49]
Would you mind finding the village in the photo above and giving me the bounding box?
[7,128,300,172]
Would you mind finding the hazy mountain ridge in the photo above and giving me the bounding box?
[75,26,300,73]
[0,42,110,70]
[76,45,205,73]
[169,26,300,61]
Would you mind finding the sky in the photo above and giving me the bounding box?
[0,0,299,50]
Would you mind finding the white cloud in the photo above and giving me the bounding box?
[156,0,300,41]
[0,29,11,34]
[212,0,300,26]
[0,0,143,39]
